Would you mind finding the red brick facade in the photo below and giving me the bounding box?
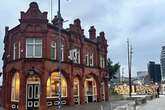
[0,86,2,106]
[2,2,109,110]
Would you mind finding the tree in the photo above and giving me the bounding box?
[107,58,120,81]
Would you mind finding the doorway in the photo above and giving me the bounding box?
[26,76,40,110]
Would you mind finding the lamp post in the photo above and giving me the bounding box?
[57,0,62,109]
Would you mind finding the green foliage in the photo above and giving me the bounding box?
[107,58,120,81]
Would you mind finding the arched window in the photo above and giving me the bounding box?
[73,77,79,96]
[85,76,97,96]
[47,72,67,97]
[11,72,20,101]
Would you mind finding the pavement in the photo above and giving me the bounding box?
[48,100,132,110]
[4,95,164,110]
[137,95,165,110]
[0,100,131,110]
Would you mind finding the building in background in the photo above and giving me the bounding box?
[161,46,165,81]
[148,61,161,83]
[160,46,165,94]
[137,71,149,84]
[2,2,109,110]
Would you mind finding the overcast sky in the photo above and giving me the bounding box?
[1,0,165,84]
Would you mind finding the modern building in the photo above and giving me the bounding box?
[148,61,161,83]
[160,46,165,81]
[1,2,109,110]
[160,46,165,94]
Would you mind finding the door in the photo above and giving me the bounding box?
[27,84,40,110]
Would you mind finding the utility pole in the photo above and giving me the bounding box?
[127,39,132,97]
[122,67,124,83]
[50,0,53,21]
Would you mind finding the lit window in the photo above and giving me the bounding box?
[26,38,42,58]
[73,78,79,96]
[47,72,67,97]
[11,72,20,101]
[85,77,97,96]
[50,41,56,60]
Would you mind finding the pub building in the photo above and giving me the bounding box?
[2,2,109,110]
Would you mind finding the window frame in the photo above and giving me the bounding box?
[50,41,57,60]
[26,38,42,58]
[13,43,16,60]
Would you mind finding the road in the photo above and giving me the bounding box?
[137,95,165,110]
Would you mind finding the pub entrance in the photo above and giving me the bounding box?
[26,76,40,110]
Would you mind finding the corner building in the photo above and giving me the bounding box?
[2,2,109,110]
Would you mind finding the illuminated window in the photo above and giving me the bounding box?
[11,72,20,101]
[85,76,97,96]
[73,78,79,96]
[47,72,67,97]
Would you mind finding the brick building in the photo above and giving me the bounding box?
[2,2,109,110]
[0,86,2,106]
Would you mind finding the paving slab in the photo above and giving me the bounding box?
[137,95,165,110]
[48,100,132,110]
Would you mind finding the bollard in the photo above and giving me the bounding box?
[133,104,136,110]
[101,105,103,110]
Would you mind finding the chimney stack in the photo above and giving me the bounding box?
[89,26,96,40]
[5,26,9,35]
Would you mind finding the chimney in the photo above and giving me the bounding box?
[74,19,81,27]
[52,15,64,28]
[100,31,105,39]
[5,26,9,35]
[89,26,96,40]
